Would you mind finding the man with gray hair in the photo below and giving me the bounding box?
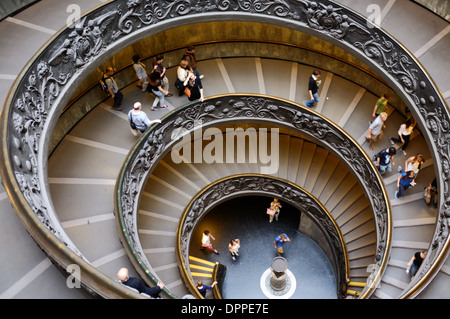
[366,112,388,151]
[117,267,165,297]
[128,102,161,136]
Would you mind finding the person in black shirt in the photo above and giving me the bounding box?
[117,267,165,297]
[374,146,396,176]
[305,70,321,108]
[148,70,170,110]
[406,250,427,279]
[152,54,172,96]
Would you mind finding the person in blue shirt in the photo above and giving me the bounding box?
[374,146,396,175]
[196,280,217,298]
[274,233,291,256]
[128,102,162,136]
[395,170,416,199]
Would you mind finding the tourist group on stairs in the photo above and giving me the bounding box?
[109,46,438,298]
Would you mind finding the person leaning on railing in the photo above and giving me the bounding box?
[117,267,165,298]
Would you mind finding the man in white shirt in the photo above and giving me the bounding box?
[128,102,161,136]
[390,117,416,155]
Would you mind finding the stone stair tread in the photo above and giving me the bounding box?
[393,224,436,244]
[323,174,357,211]
[318,162,350,203]
[348,244,377,261]
[349,256,377,270]
[286,137,304,179]
[304,147,329,190]
[345,224,377,247]
[310,154,340,198]
[337,205,372,232]
[295,141,317,187]
[331,186,365,220]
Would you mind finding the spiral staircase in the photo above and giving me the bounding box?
[0,0,449,300]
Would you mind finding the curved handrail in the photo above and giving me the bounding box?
[175,173,350,299]
[0,0,447,298]
[212,262,223,299]
[115,94,390,299]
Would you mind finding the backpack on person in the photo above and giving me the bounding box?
[128,112,137,130]
[372,151,382,165]
[128,112,139,136]
[174,78,183,91]
[99,75,111,93]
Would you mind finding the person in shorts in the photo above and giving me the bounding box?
[274,233,291,256]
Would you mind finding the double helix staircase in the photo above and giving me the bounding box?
[141,128,376,297]
[48,56,436,299]
[0,0,449,299]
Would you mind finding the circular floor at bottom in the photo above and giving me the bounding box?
[189,196,337,299]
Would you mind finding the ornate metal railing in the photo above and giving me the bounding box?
[0,0,448,298]
[115,94,390,299]
[176,174,350,299]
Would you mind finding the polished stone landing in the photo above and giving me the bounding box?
[189,196,337,299]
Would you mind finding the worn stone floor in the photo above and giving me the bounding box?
[190,196,337,299]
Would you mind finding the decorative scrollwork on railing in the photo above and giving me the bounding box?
[299,1,370,39]
[1,0,448,298]
[10,60,74,248]
[176,174,349,298]
[355,34,420,104]
[49,11,117,68]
